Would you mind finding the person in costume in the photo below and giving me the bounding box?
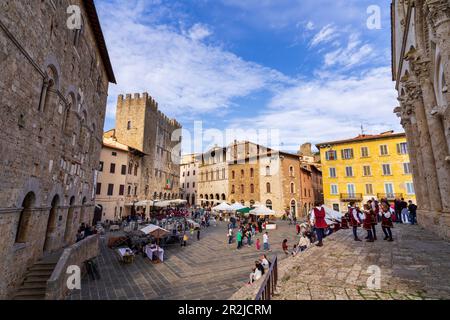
[348,201,362,241]
[309,201,328,247]
[379,202,394,241]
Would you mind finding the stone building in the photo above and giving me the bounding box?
[226,141,321,218]
[114,93,182,202]
[0,0,115,298]
[95,131,145,222]
[198,146,229,206]
[392,0,450,239]
[180,154,200,206]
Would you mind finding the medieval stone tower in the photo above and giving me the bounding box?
[115,93,182,200]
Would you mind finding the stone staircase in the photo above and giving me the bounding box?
[13,252,61,300]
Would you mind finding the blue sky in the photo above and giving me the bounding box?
[96,0,400,154]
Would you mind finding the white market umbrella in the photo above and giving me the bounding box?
[170,199,188,205]
[230,203,245,211]
[154,200,172,208]
[140,224,170,238]
[249,205,275,216]
[212,202,233,211]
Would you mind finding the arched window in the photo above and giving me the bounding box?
[290,183,295,194]
[250,168,254,177]
[290,200,296,216]
[250,199,255,206]
[231,185,235,194]
[289,166,294,177]
[266,166,270,176]
[240,199,245,205]
[250,184,254,193]
[205,194,209,200]
[16,192,36,243]
[266,182,271,193]
[232,171,235,179]
[266,200,272,210]
[240,184,244,194]
[216,194,220,200]
[221,194,226,200]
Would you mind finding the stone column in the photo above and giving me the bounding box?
[401,74,443,212]
[398,111,428,208]
[410,56,450,213]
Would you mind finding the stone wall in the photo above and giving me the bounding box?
[46,234,100,300]
[0,0,112,298]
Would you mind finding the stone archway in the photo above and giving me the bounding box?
[15,192,36,243]
[43,195,60,253]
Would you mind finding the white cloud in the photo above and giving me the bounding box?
[309,24,339,47]
[96,0,290,122]
[305,21,315,30]
[323,33,376,69]
[227,67,401,150]
[187,23,213,41]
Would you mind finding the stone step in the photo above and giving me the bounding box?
[26,270,54,277]
[13,295,45,300]
[29,264,56,272]
[21,282,47,290]
[23,275,50,283]
[14,287,46,299]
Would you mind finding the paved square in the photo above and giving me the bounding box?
[67,220,299,300]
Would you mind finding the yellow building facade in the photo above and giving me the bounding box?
[316,131,416,213]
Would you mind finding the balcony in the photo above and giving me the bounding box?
[377,193,403,200]
[340,193,363,201]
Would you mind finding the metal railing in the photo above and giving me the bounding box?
[377,193,403,200]
[339,193,363,201]
[255,256,278,300]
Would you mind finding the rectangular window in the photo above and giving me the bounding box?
[110,163,116,174]
[403,162,411,174]
[107,184,114,196]
[193,182,195,188]
[380,145,389,156]
[382,164,392,176]
[365,184,374,195]
[384,183,394,196]
[330,184,338,195]
[99,161,104,172]
[121,165,126,175]
[325,150,337,161]
[96,183,101,195]
[119,185,125,196]
[347,184,356,195]
[345,166,353,177]
[363,165,371,176]
[112,151,117,156]
[341,148,354,160]
[397,142,408,155]
[406,182,415,195]
[329,167,337,178]
[361,147,369,157]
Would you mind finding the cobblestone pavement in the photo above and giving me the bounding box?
[67,220,299,300]
[274,224,450,300]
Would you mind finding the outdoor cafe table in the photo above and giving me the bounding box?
[145,245,164,262]
[117,247,134,263]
